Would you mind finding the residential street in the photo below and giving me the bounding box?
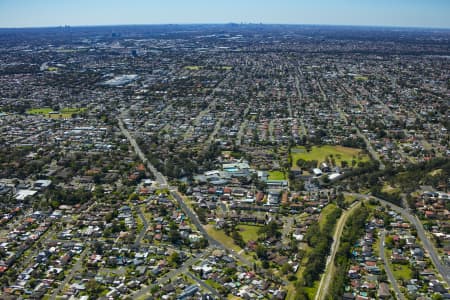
[0,22,448,300]
[347,193,450,285]
[380,230,405,300]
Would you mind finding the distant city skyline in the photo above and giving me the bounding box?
[0,0,449,29]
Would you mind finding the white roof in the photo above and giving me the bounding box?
[312,168,322,175]
[35,179,52,187]
[328,173,341,180]
[15,189,37,200]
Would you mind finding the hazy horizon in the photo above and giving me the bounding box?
[1,22,450,31]
[1,0,449,29]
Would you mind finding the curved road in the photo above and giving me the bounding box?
[347,193,450,285]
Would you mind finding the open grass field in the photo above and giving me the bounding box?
[318,203,338,231]
[428,169,443,176]
[386,249,413,281]
[205,225,256,263]
[304,281,320,299]
[27,108,53,114]
[381,183,401,195]
[291,145,369,168]
[344,194,358,206]
[354,75,369,81]
[237,224,261,243]
[268,170,286,180]
[205,225,243,253]
[227,296,243,300]
[392,263,413,281]
[184,65,202,70]
[27,107,86,119]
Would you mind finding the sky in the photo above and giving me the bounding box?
[0,0,449,29]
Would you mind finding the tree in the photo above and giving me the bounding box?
[232,231,245,248]
[256,180,267,191]
[129,193,139,201]
[196,207,207,224]
[93,241,104,255]
[178,182,187,194]
[432,293,443,300]
[336,193,345,208]
[85,279,103,298]
[281,262,291,275]
[384,236,394,249]
[259,221,281,239]
[169,228,181,244]
[169,252,181,267]
[295,287,310,300]
[256,244,268,260]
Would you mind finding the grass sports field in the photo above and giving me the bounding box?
[354,75,369,81]
[184,65,202,70]
[291,145,369,168]
[27,107,86,119]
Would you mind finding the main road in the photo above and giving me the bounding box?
[170,189,248,260]
[118,117,168,187]
[118,115,253,269]
[347,193,450,285]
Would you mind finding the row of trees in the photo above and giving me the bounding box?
[326,204,370,299]
[296,205,342,298]
[344,157,449,201]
